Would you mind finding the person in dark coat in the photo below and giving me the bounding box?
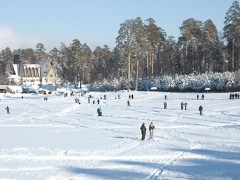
[199,105,203,115]
[184,102,188,110]
[127,100,130,106]
[97,107,102,116]
[140,123,147,140]
[180,102,184,110]
[164,101,167,109]
[5,106,9,114]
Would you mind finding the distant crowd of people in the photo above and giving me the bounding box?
[229,93,240,99]
[4,91,239,142]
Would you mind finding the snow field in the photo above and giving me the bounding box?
[0,91,239,179]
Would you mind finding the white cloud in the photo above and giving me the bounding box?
[0,26,42,51]
[0,26,113,52]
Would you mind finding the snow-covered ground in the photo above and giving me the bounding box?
[0,91,239,180]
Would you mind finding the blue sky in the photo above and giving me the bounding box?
[0,0,234,51]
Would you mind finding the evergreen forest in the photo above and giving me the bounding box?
[1,1,240,91]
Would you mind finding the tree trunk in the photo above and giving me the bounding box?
[146,52,149,77]
[232,38,234,71]
[127,48,131,92]
[135,60,139,91]
[151,53,154,76]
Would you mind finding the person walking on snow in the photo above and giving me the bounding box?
[149,122,155,139]
[199,105,203,115]
[184,102,188,110]
[140,123,147,140]
[164,101,167,109]
[5,106,10,114]
[180,102,184,110]
[164,95,167,100]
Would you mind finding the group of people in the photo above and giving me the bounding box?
[129,94,134,99]
[229,93,240,99]
[140,122,155,140]
[197,94,205,100]
[180,102,188,110]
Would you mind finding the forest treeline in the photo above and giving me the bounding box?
[0,1,240,89]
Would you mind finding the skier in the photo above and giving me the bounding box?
[5,106,9,114]
[140,123,147,140]
[127,100,130,106]
[197,94,199,100]
[199,105,203,115]
[201,94,204,100]
[149,122,155,139]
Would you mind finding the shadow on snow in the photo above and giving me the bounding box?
[65,165,149,180]
[165,148,240,179]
